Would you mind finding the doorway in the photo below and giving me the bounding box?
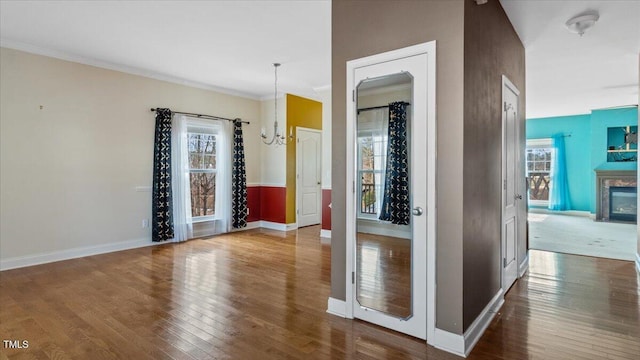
[296,127,322,228]
[345,41,436,341]
[502,75,520,292]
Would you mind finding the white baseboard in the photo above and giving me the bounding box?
[519,253,529,277]
[229,221,261,232]
[463,289,504,357]
[0,237,161,271]
[320,229,332,239]
[636,253,640,273]
[357,221,411,239]
[326,297,346,317]
[431,328,465,357]
[285,222,298,231]
[260,221,297,231]
[430,289,504,358]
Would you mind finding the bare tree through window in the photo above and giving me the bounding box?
[188,133,217,217]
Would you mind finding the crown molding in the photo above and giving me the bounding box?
[0,38,261,101]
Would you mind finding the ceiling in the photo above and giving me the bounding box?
[500,0,640,118]
[0,0,331,100]
[0,1,638,117]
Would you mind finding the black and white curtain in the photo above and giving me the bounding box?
[379,102,410,225]
[231,120,248,228]
[152,108,174,241]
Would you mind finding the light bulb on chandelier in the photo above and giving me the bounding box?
[261,63,293,145]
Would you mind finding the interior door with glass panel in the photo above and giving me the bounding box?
[353,54,428,340]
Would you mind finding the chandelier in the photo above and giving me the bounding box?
[261,63,292,145]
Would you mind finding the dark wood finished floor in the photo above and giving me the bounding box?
[1,225,638,359]
[356,233,411,318]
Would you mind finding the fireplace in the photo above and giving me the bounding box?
[608,186,637,222]
[595,169,637,222]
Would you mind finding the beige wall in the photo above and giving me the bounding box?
[332,0,466,333]
[259,96,287,186]
[0,47,261,261]
[462,0,526,331]
[317,89,332,189]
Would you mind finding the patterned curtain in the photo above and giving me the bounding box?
[231,120,248,228]
[379,102,410,225]
[152,108,174,241]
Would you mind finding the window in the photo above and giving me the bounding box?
[188,128,218,219]
[357,130,387,218]
[526,139,553,205]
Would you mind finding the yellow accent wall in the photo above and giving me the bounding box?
[286,94,323,224]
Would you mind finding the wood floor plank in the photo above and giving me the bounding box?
[1,226,638,359]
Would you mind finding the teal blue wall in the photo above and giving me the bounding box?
[589,107,638,212]
[526,114,591,211]
[526,106,638,213]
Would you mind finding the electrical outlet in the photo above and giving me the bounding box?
[142,219,149,228]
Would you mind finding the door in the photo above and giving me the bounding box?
[502,76,520,292]
[351,53,429,340]
[297,128,322,227]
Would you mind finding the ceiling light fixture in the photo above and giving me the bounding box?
[261,63,292,146]
[565,13,599,36]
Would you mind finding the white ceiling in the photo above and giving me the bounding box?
[500,0,640,118]
[0,1,638,117]
[0,0,331,100]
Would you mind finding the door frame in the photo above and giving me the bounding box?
[296,126,322,227]
[501,74,520,292]
[344,41,436,342]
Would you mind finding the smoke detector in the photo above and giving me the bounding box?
[565,13,599,36]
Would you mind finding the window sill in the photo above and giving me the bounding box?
[192,216,216,224]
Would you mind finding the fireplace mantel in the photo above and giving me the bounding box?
[595,169,637,222]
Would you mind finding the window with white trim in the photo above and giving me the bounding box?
[187,126,218,219]
[357,130,387,218]
[526,138,554,205]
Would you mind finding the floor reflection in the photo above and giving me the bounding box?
[1,227,638,359]
[356,232,411,318]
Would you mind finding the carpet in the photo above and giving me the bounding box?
[528,212,637,261]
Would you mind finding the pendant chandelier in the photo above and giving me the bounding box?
[261,63,292,145]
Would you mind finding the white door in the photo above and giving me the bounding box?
[351,53,429,340]
[297,128,322,227]
[502,76,520,292]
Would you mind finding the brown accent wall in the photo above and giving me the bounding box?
[462,0,526,330]
[332,0,466,333]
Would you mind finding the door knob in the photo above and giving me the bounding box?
[515,194,523,200]
[412,207,423,216]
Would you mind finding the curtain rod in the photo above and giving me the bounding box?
[357,102,411,114]
[150,108,250,124]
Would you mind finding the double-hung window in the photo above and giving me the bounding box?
[187,125,218,220]
[357,130,387,218]
[526,138,554,206]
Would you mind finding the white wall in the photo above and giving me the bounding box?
[259,96,287,186]
[317,89,332,189]
[0,47,261,263]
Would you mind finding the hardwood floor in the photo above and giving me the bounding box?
[1,225,638,359]
[356,233,411,318]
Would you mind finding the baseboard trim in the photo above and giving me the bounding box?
[431,328,465,357]
[0,237,161,271]
[260,221,288,231]
[519,253,529,277]
[463,289,504,357]
[259,221,297,232]
[326,297,346,317]
[230,221,261,232]
[320,229,332,239]
[636,253,640,273]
